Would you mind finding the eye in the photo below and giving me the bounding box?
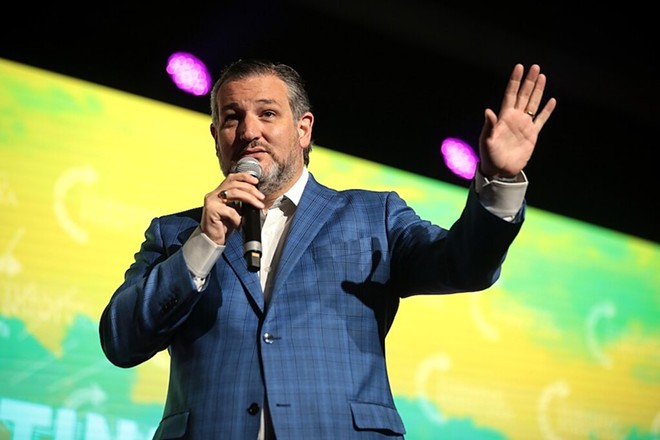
[262,110,276,118]
[221,113,239,126]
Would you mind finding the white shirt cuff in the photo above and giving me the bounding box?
[474,168,528,221]
[182,226,224,279]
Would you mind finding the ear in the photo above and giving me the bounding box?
[297,112,314,148]
[210,124,220,157]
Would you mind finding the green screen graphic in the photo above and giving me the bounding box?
[1,58,658,439]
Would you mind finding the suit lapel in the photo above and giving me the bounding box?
[272,175,341,293]
[222,230,265,312]
[215,174,342,312]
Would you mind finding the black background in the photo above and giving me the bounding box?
[2,1,657,243]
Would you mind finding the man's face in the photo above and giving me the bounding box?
[211,74,312,196]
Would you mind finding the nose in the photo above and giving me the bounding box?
[238,113,260,143]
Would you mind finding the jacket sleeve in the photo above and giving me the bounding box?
[99,216,203,368]
[389,184,524,296]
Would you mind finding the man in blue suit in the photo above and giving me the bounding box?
[99,58,556,439]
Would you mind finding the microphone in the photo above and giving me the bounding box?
[234,157,263,272]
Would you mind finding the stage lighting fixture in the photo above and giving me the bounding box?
[440,137,478,180]
[166,51,211,96]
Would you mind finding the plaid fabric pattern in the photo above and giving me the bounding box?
[100,173,522,439]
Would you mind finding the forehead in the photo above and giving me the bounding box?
[218,74,289,108]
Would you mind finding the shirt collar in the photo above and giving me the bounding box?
[280,166,308,208]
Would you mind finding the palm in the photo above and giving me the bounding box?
[478,64,556,178]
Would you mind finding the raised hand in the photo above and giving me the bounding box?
[478,64,557,178]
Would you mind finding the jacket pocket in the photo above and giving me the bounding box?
[350,401,406,435]
[153,410,189,439]
[311,236,386,283]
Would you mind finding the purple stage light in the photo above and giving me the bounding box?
[166,52,211,96]
[440,137,478,180]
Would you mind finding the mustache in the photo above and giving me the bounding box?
[232,141,270,162]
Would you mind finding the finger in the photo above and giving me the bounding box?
[215,183,265,211]
[231,171,260,186]
[201,193,241,243]
[217,174,264,198]
[516,64,541,111]
[525,72,547,116]
[500,64,525,112]
[218,189,244,211]
[205,205,240,226]
[479,108,497,142]
[531,97,557,129]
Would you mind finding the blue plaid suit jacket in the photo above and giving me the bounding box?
[100,173,523,439]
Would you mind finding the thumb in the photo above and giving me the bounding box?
[479,108,496,144]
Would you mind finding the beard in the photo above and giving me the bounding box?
[258,145,300,198]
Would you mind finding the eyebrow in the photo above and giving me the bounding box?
[220,98,282,112]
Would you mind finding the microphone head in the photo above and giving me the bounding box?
[234,157,262,180]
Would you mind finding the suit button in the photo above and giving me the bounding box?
[263,332,275,344]
[247,403,260,415]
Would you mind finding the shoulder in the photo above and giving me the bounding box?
[139,207,202,246]
[148,207,202,235]
[307,172,398,203]
[156,207,202,223]
[303,174,410,224]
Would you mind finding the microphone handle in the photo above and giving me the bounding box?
[243,205,262,272]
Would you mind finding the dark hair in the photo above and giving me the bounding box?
[210,59,313,164]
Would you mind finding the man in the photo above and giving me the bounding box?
[99,58,556,439]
